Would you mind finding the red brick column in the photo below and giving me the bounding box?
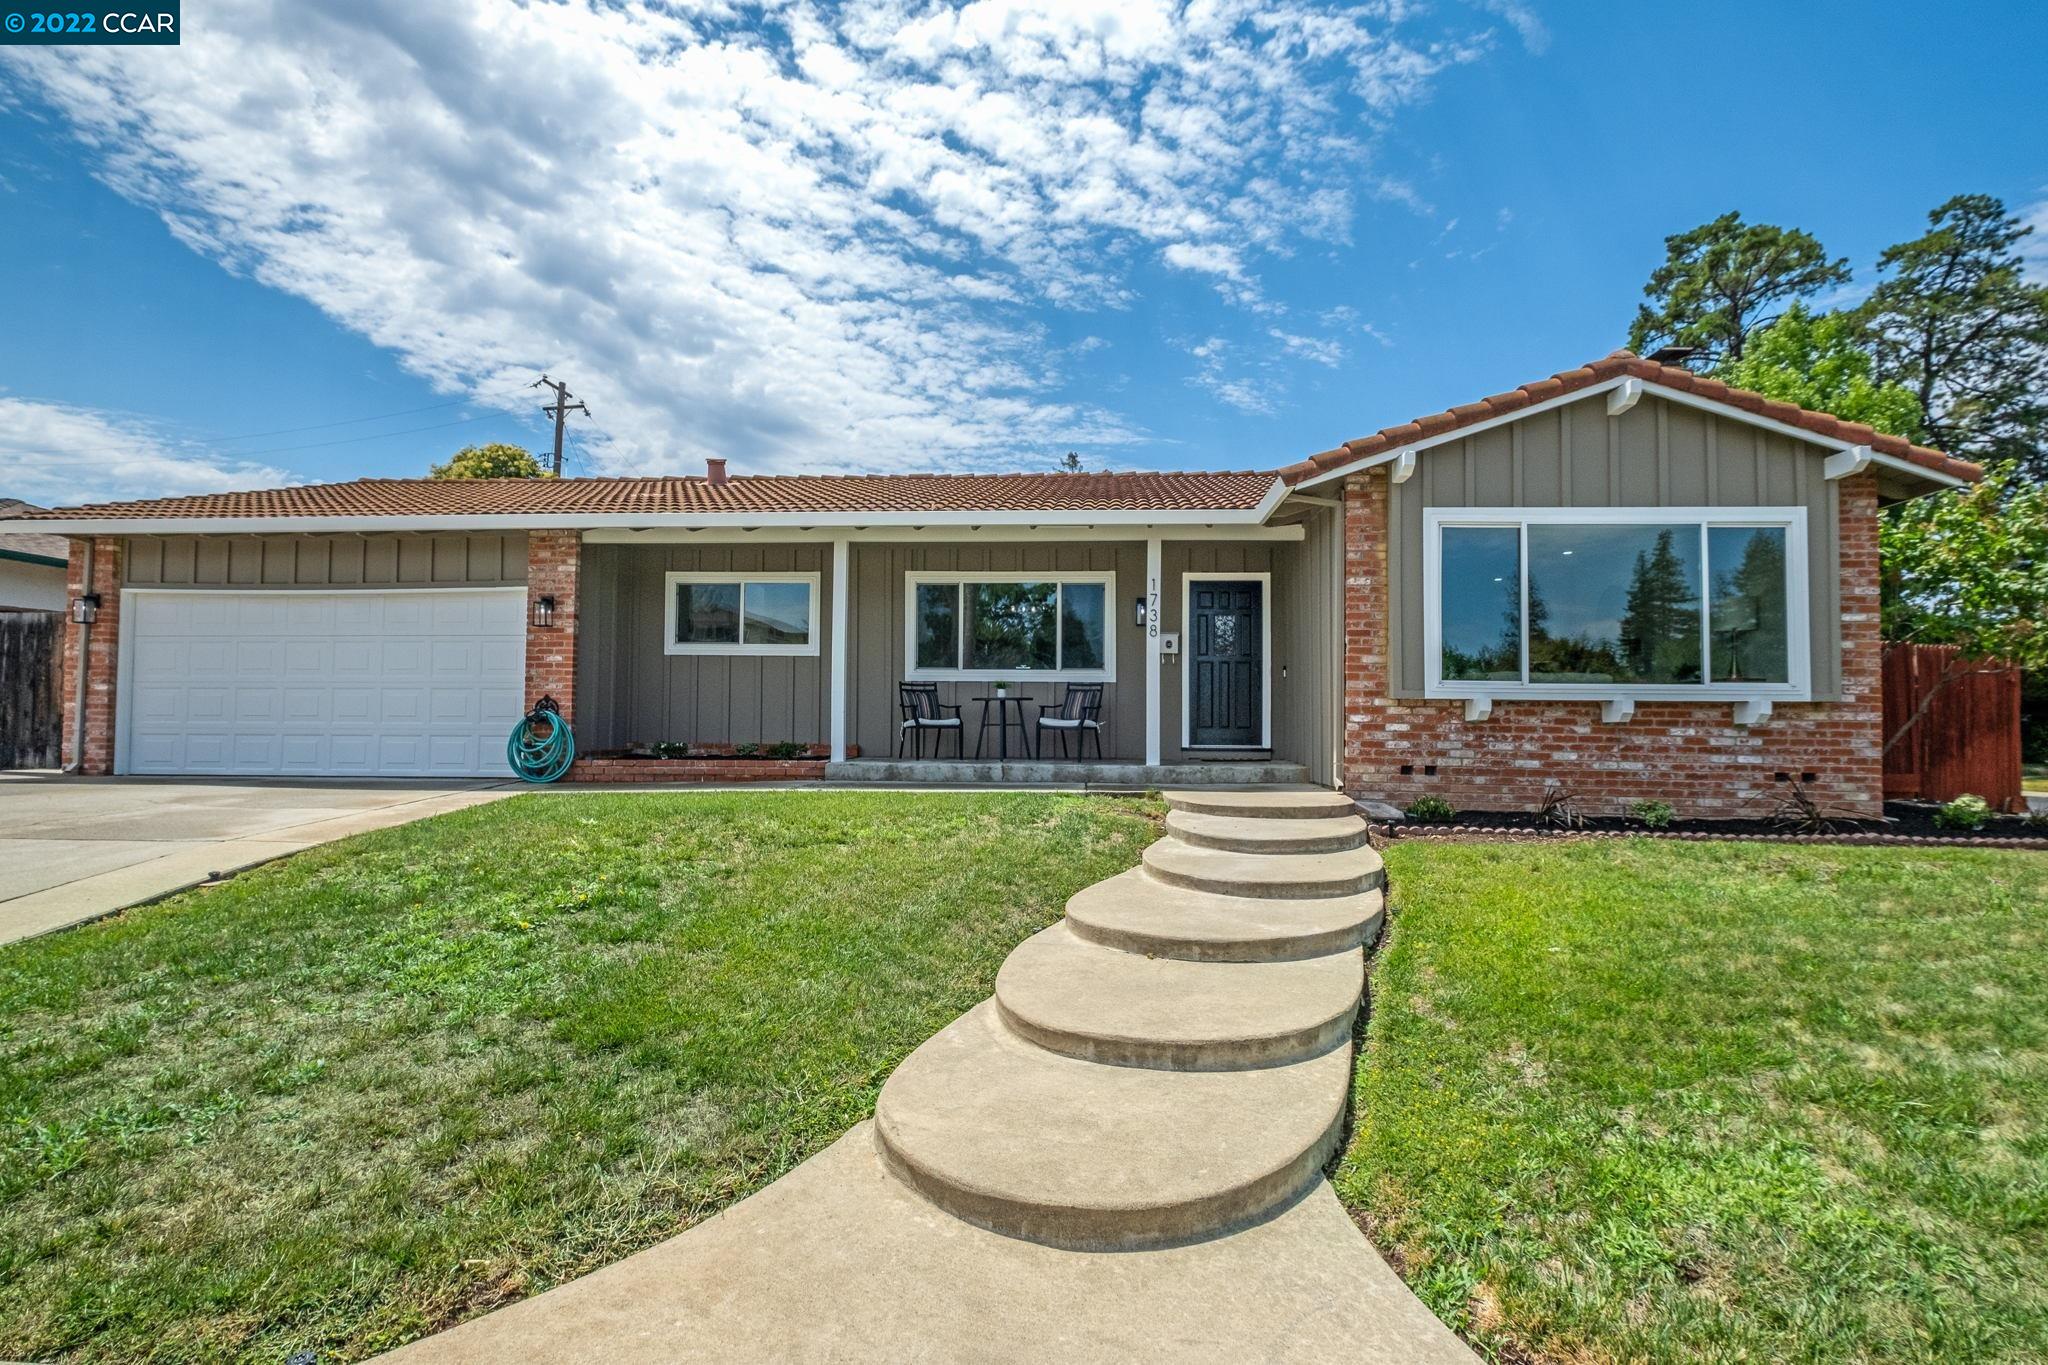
[525,530,581,724]
[60,536,123,775]
[1339,469,1887,821]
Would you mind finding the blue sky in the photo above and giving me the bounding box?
[1,1,2042,506]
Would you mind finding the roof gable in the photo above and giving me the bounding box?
[1278,351,1980,494]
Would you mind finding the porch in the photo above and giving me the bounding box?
[569,504,1343,786]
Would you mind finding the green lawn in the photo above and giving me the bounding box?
[2024,763,2045,794]
[0,790,1159,1364]
[1340,840,2048,1364]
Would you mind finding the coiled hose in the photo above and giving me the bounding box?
[507,697,575,783]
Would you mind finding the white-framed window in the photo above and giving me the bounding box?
[1422,507,1811,700]
[904,572,1116,681]
[663,572,820,656]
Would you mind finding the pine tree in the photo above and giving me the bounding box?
[1618,530,1701,681]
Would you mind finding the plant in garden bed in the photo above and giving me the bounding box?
[1936,793,1993,830]
[1405,795,1456,822]
[650,740,690,759]
[1536,784,1586,829]
[766,741,807,760]
[733,742,761,758]
[1630,799,1676,829]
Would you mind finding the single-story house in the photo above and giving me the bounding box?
[11,351,1980,817]
[0,500,70,613]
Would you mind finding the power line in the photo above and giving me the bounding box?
[532,375,591,477]
[196,397,474,444]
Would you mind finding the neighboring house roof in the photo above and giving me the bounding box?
[1276,350,1981,490]
[15,471,1280,524]
[0,500,72,566]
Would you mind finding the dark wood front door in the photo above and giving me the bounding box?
[1188,579,1264,748]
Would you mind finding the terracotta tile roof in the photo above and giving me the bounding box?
[19,471,1280,521]
[0,500,72,560]
[1277,350,1982,486]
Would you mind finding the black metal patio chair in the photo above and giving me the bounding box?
[1035,683,1104,761]
[897,682,964,760]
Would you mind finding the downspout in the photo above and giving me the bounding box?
[65,536,92,774]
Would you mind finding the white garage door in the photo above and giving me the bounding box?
[122,589,526,777]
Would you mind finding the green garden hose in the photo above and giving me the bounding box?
[507,697,575,783]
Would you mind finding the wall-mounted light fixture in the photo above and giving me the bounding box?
[531,594,557,629]
[70,592,101,625]
[1132,595,1147,628]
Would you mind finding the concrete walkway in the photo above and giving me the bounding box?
[0,776,516,945]
[384,789,1473,1363]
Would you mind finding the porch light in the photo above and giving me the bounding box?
[70,592,100,625]
[531,594,556,629]
[1133,595,1147,628]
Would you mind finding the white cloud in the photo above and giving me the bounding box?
[1269,328,1345,367]
[1185,336,1276,414]
[0,399,291,505]
[2,0,1491,477]
[1471,0,1550,55]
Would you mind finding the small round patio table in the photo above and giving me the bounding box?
[972,695,1038,760]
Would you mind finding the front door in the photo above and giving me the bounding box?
[1188,579,1264,747]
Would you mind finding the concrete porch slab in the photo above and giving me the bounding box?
[825,758,1315,786]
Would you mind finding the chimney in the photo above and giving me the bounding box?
[705,457,728,487]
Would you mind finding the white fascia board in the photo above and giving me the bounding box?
[1290,376,1971,492]
[26,497,1289,538]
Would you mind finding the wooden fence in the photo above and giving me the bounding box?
[0,611,63,769]
[1882,642,2023,811]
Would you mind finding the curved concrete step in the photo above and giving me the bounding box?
[1142,838,1384,900]
[1162,789,1358,821]
[1165,809,1369,855]
[1065,868,1384,962]
[994,922,1363,1070]
[874,1001,1350,1250]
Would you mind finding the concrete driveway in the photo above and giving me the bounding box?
[0,775,518,946]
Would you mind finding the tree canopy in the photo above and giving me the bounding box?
[428,443,548,479]
[1881,465,2048,673]
[1628,212,1850,367]
[1716,303,1924,440]
[1860,194,2048,477]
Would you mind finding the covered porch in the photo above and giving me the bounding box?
[569,498,1343,786]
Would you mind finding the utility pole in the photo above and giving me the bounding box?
[531,374,590,476]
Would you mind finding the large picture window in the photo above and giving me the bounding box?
[906,574,1114,680]
[1426,509,1807,699]
[663,572,819,656]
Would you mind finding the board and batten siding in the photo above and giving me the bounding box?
[575,542,832,752]
[122,534,528,589]
[1386,393,1845,699]
[846,541,1147,761]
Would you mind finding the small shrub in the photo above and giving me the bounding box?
[1768,778,1844,835]
[651,740,690,759]
[1405,795,1456,822]
[2025,809,2048,832]
[1537,784,1586,829]
[1935,794,1992,831]
[1631,799,1676,829]
[766,741,806,760]
[733,742,762,759]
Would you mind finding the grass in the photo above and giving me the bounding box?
[1338,840,2048,1363]
[0,790,1160,1364]
[2024,763,2045,794]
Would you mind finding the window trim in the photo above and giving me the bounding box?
[1421,506,1811,702]
[662,571,821,657]
[903,571,1117,682]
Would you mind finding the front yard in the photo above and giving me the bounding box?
[0,790,1159,1364]
[1341,840,2048,1363]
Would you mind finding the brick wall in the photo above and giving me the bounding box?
[525,530,580,724]
[1341,468,1885,820]
[60,536,122,775]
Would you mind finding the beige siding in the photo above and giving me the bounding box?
[1270,504,1342,786]
[123,533,527,588]
[1387,393,1843,698]
[576,542,833,751]
[846,541,1147,761]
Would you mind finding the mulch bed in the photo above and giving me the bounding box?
[1378,801,2047,848]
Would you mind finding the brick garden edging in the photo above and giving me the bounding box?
[566,757,827,783]
[1376,823,2048,850]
